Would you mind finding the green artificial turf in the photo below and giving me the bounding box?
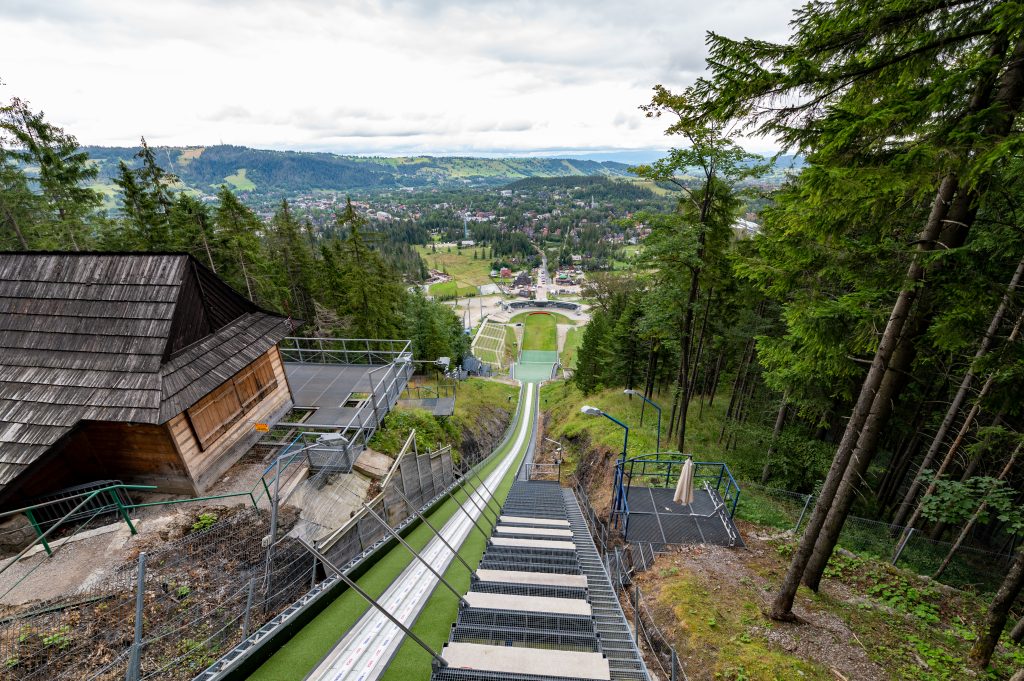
[249,385,534,680]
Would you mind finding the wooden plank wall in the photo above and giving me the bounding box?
[166,346,292,492]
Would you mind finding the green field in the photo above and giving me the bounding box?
[224,168,256,191]
[509,311,575,355]
[428,279,478,299]
[517,313,558,351]
[251,385,533,680]
[415,245,494,289]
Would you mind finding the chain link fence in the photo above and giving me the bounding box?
[0,506,311,680]
[0,431,460,680]
[737,481,1015,593]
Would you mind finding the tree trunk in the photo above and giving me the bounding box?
[934,441,1020,579]
[761,396,790,483]
[0,197,28,249]
[892,254,1024,527]
[802,331,919,590]
[767,172,959,619]
[1011,615,1024,644]
[674,267,701,452]
[904,308,1024,535]
[708,351,724,407]
[719,338,754,442]
[687,289,713,406]
[971,549,1024,668]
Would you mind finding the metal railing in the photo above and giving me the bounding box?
[278,337,412,365]
[611,453,741,531]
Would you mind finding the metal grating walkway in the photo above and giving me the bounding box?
[623,486,743,549]
[431,480,650,681]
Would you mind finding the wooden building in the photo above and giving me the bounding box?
[0,253,296,506]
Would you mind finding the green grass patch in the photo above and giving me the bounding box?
[369,408,459,455]
[658,574,831,680]
[516,313,558,352]
[560,327,582,369]
[224,168,256,191]
[428,280,477,299]
[508,311,575,326]
[250,385,532,680]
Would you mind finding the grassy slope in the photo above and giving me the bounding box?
[560,327,582,369]
[416,246,494,289]
[224,168,256,191]
[638,533,1024,681]
[541,383,1024,678]
[250,383,531,679]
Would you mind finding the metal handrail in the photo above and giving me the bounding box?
[0,483,156,575]
[614,454,742,519]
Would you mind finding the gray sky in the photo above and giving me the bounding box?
[0,0,800,157]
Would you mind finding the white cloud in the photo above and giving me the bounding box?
[0,0,800,156]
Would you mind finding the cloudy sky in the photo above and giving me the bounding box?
[0,0,800,158]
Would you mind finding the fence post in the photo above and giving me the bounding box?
[892,527,914,566]
[795,494,813,533]
[242,578,256,639]
[671,651,678,681]
[126,551,146,681]
[633,585,640,643]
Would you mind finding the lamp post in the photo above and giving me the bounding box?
[581,406,630,527]
[623,389,661,454]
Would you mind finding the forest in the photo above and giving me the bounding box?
[572,0,1024,669]
[0,109,468,366]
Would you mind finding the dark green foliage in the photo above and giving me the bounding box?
[0,97,100,249]
[112,137,176,250]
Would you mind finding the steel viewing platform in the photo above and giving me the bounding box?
[613,454,743,549]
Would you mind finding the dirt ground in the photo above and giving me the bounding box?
[633,530,887,681]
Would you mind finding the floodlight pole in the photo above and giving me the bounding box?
[625,389,661,454]
[582,406,630,528]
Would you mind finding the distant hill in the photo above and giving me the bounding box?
[81,145,636,197]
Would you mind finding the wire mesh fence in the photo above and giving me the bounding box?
[738,481,1015,593]
[0,431,460,680]
[0,506,314,680]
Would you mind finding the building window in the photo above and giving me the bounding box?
[187,354,279,449]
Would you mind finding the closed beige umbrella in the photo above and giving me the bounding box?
[673,458,695,506]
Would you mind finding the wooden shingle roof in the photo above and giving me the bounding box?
[0,253,292,491]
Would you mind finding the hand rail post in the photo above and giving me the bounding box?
[113,493,137,535]
[24,509,50,556]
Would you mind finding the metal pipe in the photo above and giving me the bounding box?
[126,552,146,681]
[461,463,503,521]
[442,484,491,541]
[296,538,448,669]
[242,578,256,639]
[395,488,475,576]
[361,504,466,604]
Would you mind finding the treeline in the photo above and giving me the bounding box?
[0,99,467,365]
[573,0,1024,665]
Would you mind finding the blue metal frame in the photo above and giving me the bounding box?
[610,452,742,535]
